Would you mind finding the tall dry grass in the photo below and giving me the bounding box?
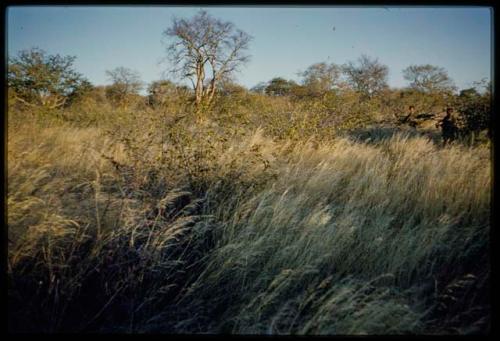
[7,116,490,334]
[172,132,489,334]
[7,120,214,332]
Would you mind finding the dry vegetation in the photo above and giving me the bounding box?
[7,94,491,333]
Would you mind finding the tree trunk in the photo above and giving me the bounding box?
[194,62,207,107]
[207,78,217,105]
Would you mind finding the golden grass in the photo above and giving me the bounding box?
[171,131,489,334]
[7,118,490,334]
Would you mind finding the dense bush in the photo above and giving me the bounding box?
[8,48,92,109]
[7,73,491,334]
[455,88,491,143]
[8,115,490,333]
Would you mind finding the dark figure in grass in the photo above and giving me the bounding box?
[399,105,418,128]
[436,107,458,146]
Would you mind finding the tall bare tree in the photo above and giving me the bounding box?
[163,10,252,107]
[342,55,389,99]
[403,64,456,93]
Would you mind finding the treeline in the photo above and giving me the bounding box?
[8,47,490,145]
[7,10,491,144]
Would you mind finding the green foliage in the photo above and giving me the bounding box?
[265,77,299,96]
[455,88,491,143]
[8,47,91,109]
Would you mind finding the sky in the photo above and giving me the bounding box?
[6,6,493,94]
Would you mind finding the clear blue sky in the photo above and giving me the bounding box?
[7,6,492,93]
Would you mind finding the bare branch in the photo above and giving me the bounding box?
[162,10,252,106]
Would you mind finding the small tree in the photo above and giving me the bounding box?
[299,62,342,96]
[105,67,142,108]
[250,82,268,95]
[147,80,178,107]
[265,77,298,96]
[8,47,90,109]
[342,55,389,99]
[217,79,247,97]
[163,10,252,108]
[456,86,491,141]
[403,64,456,93]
